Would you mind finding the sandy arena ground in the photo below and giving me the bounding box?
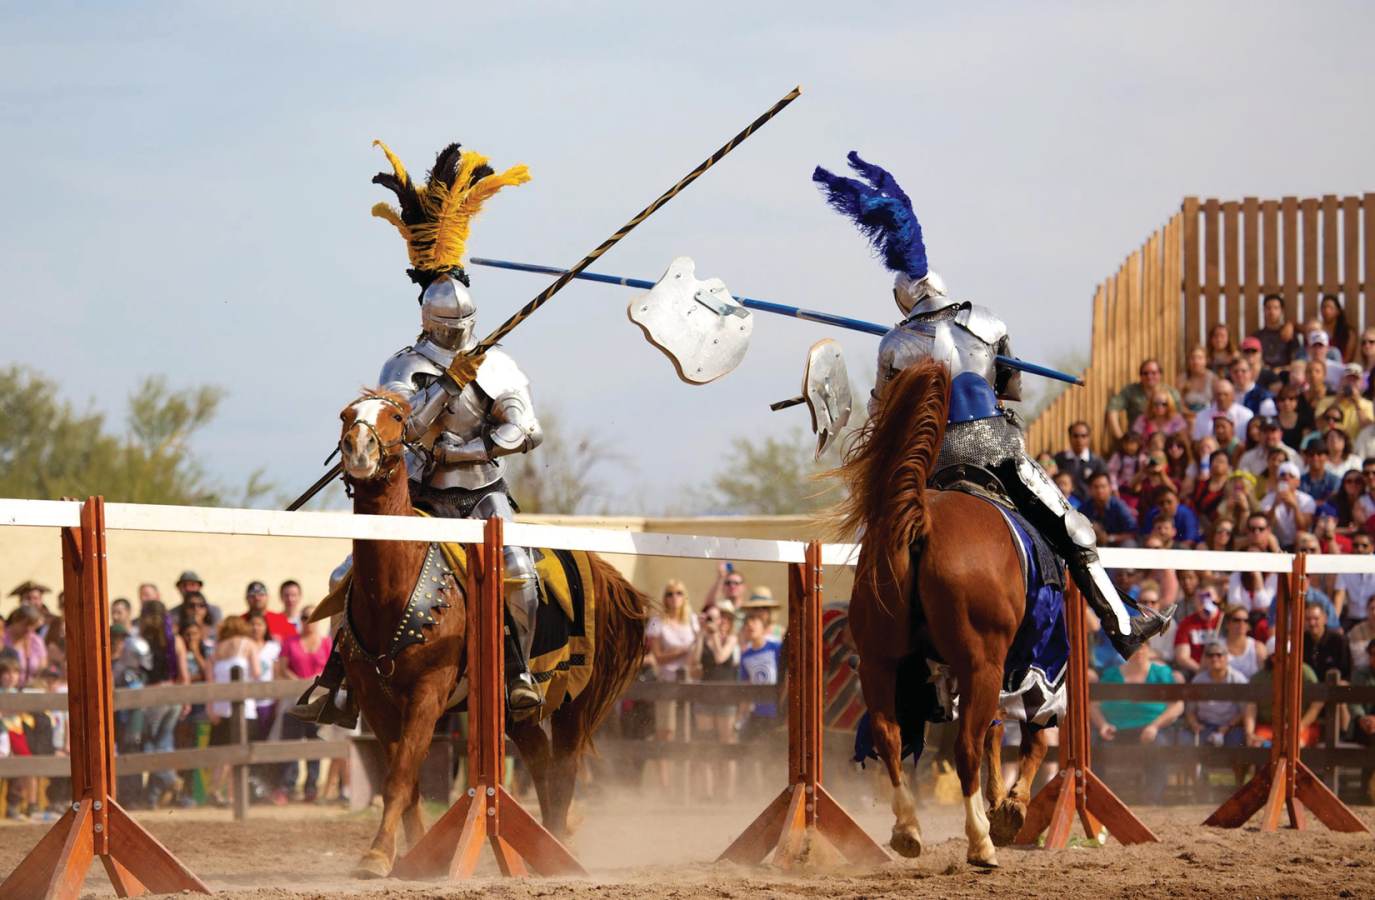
[5,783,1375,899]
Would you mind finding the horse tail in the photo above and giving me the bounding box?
[570,554,649,756]
[830,359,951,601]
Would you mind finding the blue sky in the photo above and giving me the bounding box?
[3,2,1372,511]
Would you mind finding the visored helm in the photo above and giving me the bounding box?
[893,270,948,316]
[420,273,477,351]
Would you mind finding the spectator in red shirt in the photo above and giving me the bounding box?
[276,580,304,638]
[1174,585,1224,675]
[242,581,293,644]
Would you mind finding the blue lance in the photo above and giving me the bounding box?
[469,257,1084,387]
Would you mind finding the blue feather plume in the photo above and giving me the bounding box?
[811,151,927,279]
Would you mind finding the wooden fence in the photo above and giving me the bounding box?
[1027,193,1375,456]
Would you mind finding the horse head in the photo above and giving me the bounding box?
[339,390,411,483]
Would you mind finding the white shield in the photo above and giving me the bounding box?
[627,257,752,384]
[802,339,852,460]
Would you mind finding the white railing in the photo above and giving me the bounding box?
[2,498,1373,576]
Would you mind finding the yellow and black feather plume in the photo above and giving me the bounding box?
[371,140,530,287]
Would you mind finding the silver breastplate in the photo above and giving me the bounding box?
[410,380,503,491]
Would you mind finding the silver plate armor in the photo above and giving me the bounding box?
[379,345,543,491]
[872,301,1010,414]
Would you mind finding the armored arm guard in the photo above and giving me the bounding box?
[379,348,450,441]
[431,349,542,464]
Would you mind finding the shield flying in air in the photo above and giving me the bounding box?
[800,339,852,460]
[627,257,753,384]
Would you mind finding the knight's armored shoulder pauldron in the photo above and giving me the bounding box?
[379,345,446,393]
[873,304,1002,407]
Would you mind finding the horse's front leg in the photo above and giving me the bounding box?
[858,659,922,858]
[354,678,445,878]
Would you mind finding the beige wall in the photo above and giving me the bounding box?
[1,514,852,623]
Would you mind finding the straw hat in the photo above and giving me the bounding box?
[8,580,51,597]
[739,587,779,611]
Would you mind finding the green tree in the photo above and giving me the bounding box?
[0,366,271,505]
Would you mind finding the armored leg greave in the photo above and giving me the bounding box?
[473,492,543,712]
[995,455,1172,659]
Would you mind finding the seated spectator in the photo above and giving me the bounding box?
[1132,390,1187,441]
[1251,293,1301,371]
[1299,441,1339,503]
[1333,468,1368,534]
[1081,472,1137,546]
[1053,470,1081,509]
[1139,486,1201,547]
[1203,518,1236,552]
[1229,355,1272,417]
[1347,640,1375,747]
[1314,504,1352,553]
[1238,417,1301,476]
[1212,413,1242,465]
[1275,386,1313,451]
[1226,553,1279,625]
[1242,510,1282,552]
[1131,450,1177,514]
[1107,431,1148,510]
[1192,450,1233,523]
[1206,324,1237,375]
[1355,417,1375,461]
[1300,327,1343,389]
[1186,640,1248,747]
[1259,462,1314,549]
[1137,584,1178,662]
[1251,446,1289,503]
[1334,532,1375,632]
[1052,420,1106,503]
[1347,605,1375,674]
[1191,378,1253,443]
[1215,472,1261,537]
[1178,345,1216,416]
[1303,601,1352,682]
[1315,364,1375,442]
[1320,294,1358,362]
[1091,647,1184,804]
[1107,359,1182,444]
[1163,433,1198,498]
[1219,603,1268,678]
[1246,655,1323,748]
[1174,585,1224,675]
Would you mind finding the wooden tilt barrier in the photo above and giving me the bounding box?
[392,516,585,878]
[1014,581,1158,849]
[1,497,209,900]
[718,541,889,867]
[1205,553,1368,833]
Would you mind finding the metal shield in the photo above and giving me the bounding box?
[628,257,752,384]
[802,339,852,460]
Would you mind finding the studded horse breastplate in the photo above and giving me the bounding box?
[343,542,454,677]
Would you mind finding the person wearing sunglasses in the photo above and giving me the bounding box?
[1218,603,1268,678]
[1315,363,1375,443]
[703,562,747,612]
[1185,640,1249,750]
[1107,359,1183,444]
[1052,420,1106,503]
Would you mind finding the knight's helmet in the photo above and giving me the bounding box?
[811,152,947,316]
[370,140,531,351]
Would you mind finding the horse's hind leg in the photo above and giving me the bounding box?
[546,701,589,841]
[955,666,1001,868]
[991,722,1050,846]
[508,718,554,827]
[858,659,923,858]
[983,718,1011,843]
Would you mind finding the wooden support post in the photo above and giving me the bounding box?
[230,666,250,823]
[1015,582,1157,849]
[1205,553,1368,833]
[393,516,587,880]
[717,542,888,868]
[0,497,209,899]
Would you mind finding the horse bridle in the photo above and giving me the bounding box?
[341,394,413,484]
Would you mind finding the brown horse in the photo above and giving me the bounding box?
[834,360,1051,868]
[336,389,647,877]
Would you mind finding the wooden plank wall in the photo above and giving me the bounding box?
[1027,194,1372,457]
[1026,213,1182,456]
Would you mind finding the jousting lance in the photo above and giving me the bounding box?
[286,86,804,512]
[468,257,1086,387]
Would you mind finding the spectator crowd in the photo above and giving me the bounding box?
[1041,293,1375,801]
[1,572,342,820]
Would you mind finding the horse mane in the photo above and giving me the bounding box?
[830,359,952,600]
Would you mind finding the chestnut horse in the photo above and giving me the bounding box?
[336,389,647,877]
[833,360,1051,868]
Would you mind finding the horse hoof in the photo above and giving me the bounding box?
[352,850,392,879]
[988,799,1025,847]
[968,852,1000,869]
[890,826,924,859]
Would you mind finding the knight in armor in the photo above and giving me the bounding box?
[290,140,544,726]
[812,152,1172,659]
